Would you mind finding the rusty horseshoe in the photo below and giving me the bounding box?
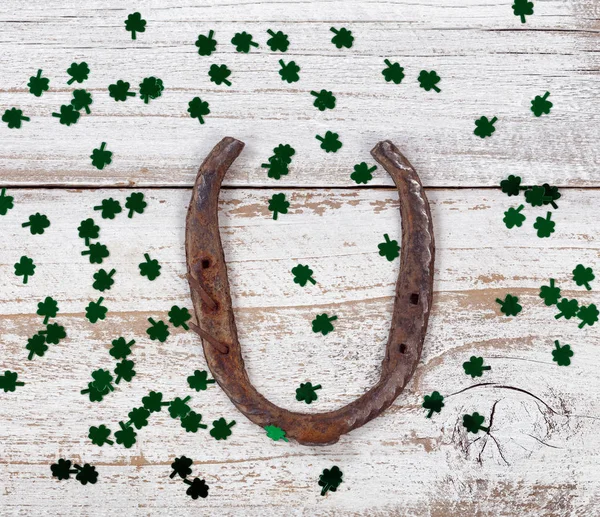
[185,137,435,445]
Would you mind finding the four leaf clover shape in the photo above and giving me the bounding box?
[292,264,316,286]
[139,253,161,280]
[531,92,552,117]
[52,104,80,126]
[90,142,112,170]
[378,234,400,261]
[266,30,289,52]
[37,296,59,324]
[187,370,215,391]
[512,0,534,23]
[539,279,561,306]
[28,69,50,97]
[503,205,526,229]
[210,417,236,440]
[0,189,14,215]
[330,27,354,49]
[188,97,210,124]
[533,212,555,238]
[147,318,170,342]
[311,89,336,111]
[312,313,337,335]
[82,242,110,264]
[296,382,322,404]
[268,193,290,220]
[573,264,594,290]
[496,294,522,316]
[231,32,259,53]
[22,213,50,235]
[552,340,573,366]
[318,466,343,496]
[85,297,107,323]
[382,59,405,84]
[14,255,36,284]
[2,108,30,129]
[463,412,490,434]
[108,80,135,101]
[66,62,90,85]
[422,391,444,418]
[125,192,147,217]
[463,356,491,378]
[208,64,232,86]
[94,198,122,219]
[351,162,377,184]
[315,131,342,153]
[71,89,93,114]
[279,60,300,83]
[93,268,116,291]
[125,12,146,40]
[418,70,441,92]
[196,30,217,56]
[474,116,498,138]
[139,77,164,104]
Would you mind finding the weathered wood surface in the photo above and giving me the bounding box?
[1,188,599,515]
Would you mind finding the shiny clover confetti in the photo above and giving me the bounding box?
[81,242,109,264]
[552,340,573,366]
[109,337,135,360]
[181,411,208,433]
[330,27,354,49]
[0,370,25,393]
[22,213,50,235]
[126,407,150,429]
[265,425,289,442]
[94,197,122,219]
[115,421,137,448]
[139,77,164,104]
[208,64,232,86]
[378,234,400,261]
[422,391,444,418]
[513,0,534,23]
[319,466,343,496]
[114,360,136,384]
[268,193,290,220]
[28,69,50,97]
[315,131,342,153]
[143,391,170,413]
[81,381,109,402]
[88,424,113,446]
[312,314,337,335]
[463,356,491,378]
[500,175,525,196]
[531,92,552,117]
[147,318,170,342]
[85,297,107,323]
[311,89,336,111]
[555,298,579,320]
[210,417,236,440]
[168,396,192,419]
[125,12,146,40]
[196,30,217,56]
[0,189,14,215]
[125,192,147,217]
[418,70,441,92]
[109,80,135,101]
[533,212,555,238]
[2,108,30,129]
[577,304,598,329]
[382,59,405,84]
[169,305,191,330]
[39,323,66,345]
[524,185,548,206]
[573,264,594,290]
[463,412,490,434]
[91,369,114,392]
[66,62,90,85]
[14,255,35,284]
[171,456,194,479]
[51,459,98,485]
[539,279,561,306]
[279,60,300,83]
[188,97,210,124]
[292,264,316,287]
[93,268,116,291]
[496,294,522,316]
[231,31,258,53]
[52,104,80,126]
[71,89,93,114]
[37,296,58,324]
[266,29,289,52]
[26,333,47,360]
[296,382,321,404]
[503,205,526,229]
[474,116,497,138]
[351,162,377,184]
[187,370,215,391]
[90,142,112,170]
[78,218,99,245]
[139,253,161,280]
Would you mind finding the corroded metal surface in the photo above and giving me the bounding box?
[185,137,435,445]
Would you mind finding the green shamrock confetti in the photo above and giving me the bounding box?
[418,70,441,92]
[93,268,116,291]
[78,218,99,245]
[14,256,35,284]
[75,464,98,485]
[71,89,93,114]
[125,192,147,218]
[90,142,112,170]
[22,213,50,235]
[94,198,122,219]
[170,456,193,479]
[168,396,192,419]
[126,407,150,429]
[37,296,58,324]
[0,371,25,393]
[2,108,30,129]
[195,30,217,56]
[0,189,14,215]
[185,478,209,499]
[312,314,337,335]
[28,69,50,97]
[85,297,107,324]
[539,279,561,306]
[139,253,161,280]
[577,304,598,329]
[265,425,289,442]
[108,80,135,101]
[382,59,405,84]
[139,77,164,104]
[210,417,236,440]
[231,31,258,53]
[125,12,146,40]
[147,318,170,342]
[91,369,114,392]
[89,424,114,446]
[268,193,290,220]
[531,92,552,117]
[208,64,232,86]
[330,27,354,48]
[52,104,80,126]
[115,421,137,448]
[80,381,109,402]
[463,412,490,434]
[292,264,316,287]
[187,370,215,391]
[169,305,191,330]
[181,411,208,433]
[542,183,561,209]
[114,360,136,384]
[500,175,524,196]
[474,116,497,138]
[51,460,98,485]
[50,459,74,480]
[109,337,135,360]
[555,298,579,320]
[315,131,342,153]
[463,356,491,378]
[351,162,377,184]
[273,144,295,163]
[188,97,210,124]
[266,29,289,52]
[512,0,534,23]
[26,334,47,360]
[503,205,526,229]
[496,294,522,316]
[524,185,549,207]
[422,391,444,418]
[533,212,555,238]
[296,382,321,404]
[311,89,336,111]
[39,323,66,345]
[142,391,170,413]
[573,265,594,290]
[66,62,89,85]
[378,234,400,261]
[552,340,573,366]
[319,466,343,496]
[279,60,300,83]
[81,242,109,264]
[262,145,295,179]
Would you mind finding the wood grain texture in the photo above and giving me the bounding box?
[1,188,599,515]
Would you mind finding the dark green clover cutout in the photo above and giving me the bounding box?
[0,370,25,392]
[265,425,289,442]
[37,296,58,324]
[126,407,150,429]
[208,64,232,86]
[170,456,193,479]
[463,412,490,434]
[316,131,342,153]
[50,459,75,480]
[188,97,210,124]
[474,116,498,138]
[94,197,122,219]
[210,417,236,440]
[319,466,343,496]
[93,268,116,291]
[26,334,47,360]
[268,193,290,220]
[114,360,136,384]
[266,29,289,52]
[500,175,524,196]
[382,59,405,84]
[181,411,208,433]
[187,370,215,391]
[524,185,549,207]
[422,391,444,418]
[463,356,491,378]
[125,12,146,40]
[351,162,377,184]
[142,391,170,413]
[539,279,561,306]
[496,294,522,316]
[139,77,164,104]
[115,421,137,448]
[108,80,135,101]
[418,70,441,92]
[2,108,30,129]
[312,314,337,335]
[14,255,35,284]
[378,234,400,261]
[147,318,170,342]
[279,60,300,83]
[262,158,289,180]
[125,192,147,218]
[542,183,560,209]
[52,104,80,126]
[73,463,97,484]
[78,218,99,245]
[577,304,598,329]
[555,298,579,320]
[90,142,112,170]
[169,305,191,330]
[168,396,192,419]
[292,264,316,287]
[85,297,107,323]
[28,69,50,97]
[185,478,209,499]
[39,323,66,345]
[81,381,109,402]
[231,31,258,53]
[296,382,321,404]
[273,144,295,162]
[311,89,336,111]
[512,0,534,23]
[22,213,50,235]
[139,253,161,280]
[503,205,526,229]
[552,340,573,366]
[531,92,552,117]
[0,189,14,215]
[91,369,114,392]
[66,62,89,85]
[71,89,93,114]
[195,30,217,56]
[533,212,555,238]
[82,242,109,264]
[89,424,114,446]
[573,264,594,291]
[330,27,354,49]
[109,337,135,360]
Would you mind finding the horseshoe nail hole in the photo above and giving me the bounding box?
[410,293,419,305]
[399,343,407,354]
[201,259,211,269]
